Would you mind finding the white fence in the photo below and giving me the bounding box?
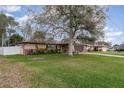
[0,46,23,55]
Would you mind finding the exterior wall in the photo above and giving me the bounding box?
[83,46,88,52]
[74,44,108,52]
[18,43,47,55]
[23,44,46,50]
[86,46,90,51]
[37,44,46,49]
[0,46,22,55]
[24,44,36,49]
[96,46,108,52]
[101,47,108,52]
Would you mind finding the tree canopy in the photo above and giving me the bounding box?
[9,34,23,45]
[33,31,46,42]
[35,5,107,55]
[0,13,18,46]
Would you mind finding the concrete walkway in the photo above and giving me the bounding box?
[80,52,124,58]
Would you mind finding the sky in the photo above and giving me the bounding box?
[0,5,124,45]
[105,5,124,45]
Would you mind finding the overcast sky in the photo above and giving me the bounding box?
[0,5,123,45]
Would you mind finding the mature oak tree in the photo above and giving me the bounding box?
[35,5,107,56]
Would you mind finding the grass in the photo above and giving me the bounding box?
[1,53,124,87]
[91,51,124,56]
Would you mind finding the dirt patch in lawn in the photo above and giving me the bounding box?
[0,60,6,64]
[0,60,33,88]
[32,58,45,62]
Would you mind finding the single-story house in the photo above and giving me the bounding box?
[0,41,108,55]
[16,41,108,55]
[16,41,68,55]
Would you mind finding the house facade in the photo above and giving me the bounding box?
[17,41,68,55]
[74,43,108,53]
[16,41,108,55]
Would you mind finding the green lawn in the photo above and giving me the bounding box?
[1,53,124,88]
[91,51,124,56]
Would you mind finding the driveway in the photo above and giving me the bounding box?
[80,52,124,58]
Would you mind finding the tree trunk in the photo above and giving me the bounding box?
[68,39,74,56]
